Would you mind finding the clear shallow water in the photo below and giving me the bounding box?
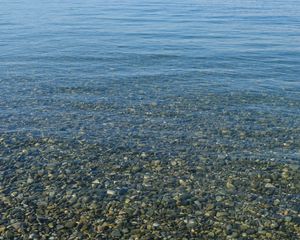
[0,0,300,239]
[1,0,300,161]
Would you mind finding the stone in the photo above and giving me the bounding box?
[265,183,275,188]
[27,177,34,184]
[285,216,292,222]
[111,229,122,238]
[153,222,160,227]
[65,221,76,228]
[273,199,280,206]
[92,179,100,184]
[107,190,116,195]
[216,196,223,202]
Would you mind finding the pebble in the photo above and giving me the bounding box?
[64,221,76,228]
[153,222,160,227]
[27,177,34,184]
[284,216,292,222]
[107,190,116,195]
[265,183,275,188]
[56,225,64,230]
[185,219,196,228]
[92,179,100,184]
[111,229,122,238]
[273,199,280,206]
[216,196,223,202]
[216,212,226,217]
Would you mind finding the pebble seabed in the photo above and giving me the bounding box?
[0,92,300,239]
[0,136,299,240]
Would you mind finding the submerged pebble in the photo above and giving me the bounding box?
[107,190,116,196]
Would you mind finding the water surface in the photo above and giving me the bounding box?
[0,0,300,239]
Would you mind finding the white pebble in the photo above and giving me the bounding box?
[107,190,116,195]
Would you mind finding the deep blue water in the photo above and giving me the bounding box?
[0,0,300,161]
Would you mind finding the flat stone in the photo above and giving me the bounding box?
[92,179,100,184]
[64,221,76,228]
[27,177,34,184]
[111,229,122,238]
[107,190,116,195]
[265,183,275,188]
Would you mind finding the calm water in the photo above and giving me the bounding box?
[1,0,300,162]
[1,1,300,239]
[1,0,300,156]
